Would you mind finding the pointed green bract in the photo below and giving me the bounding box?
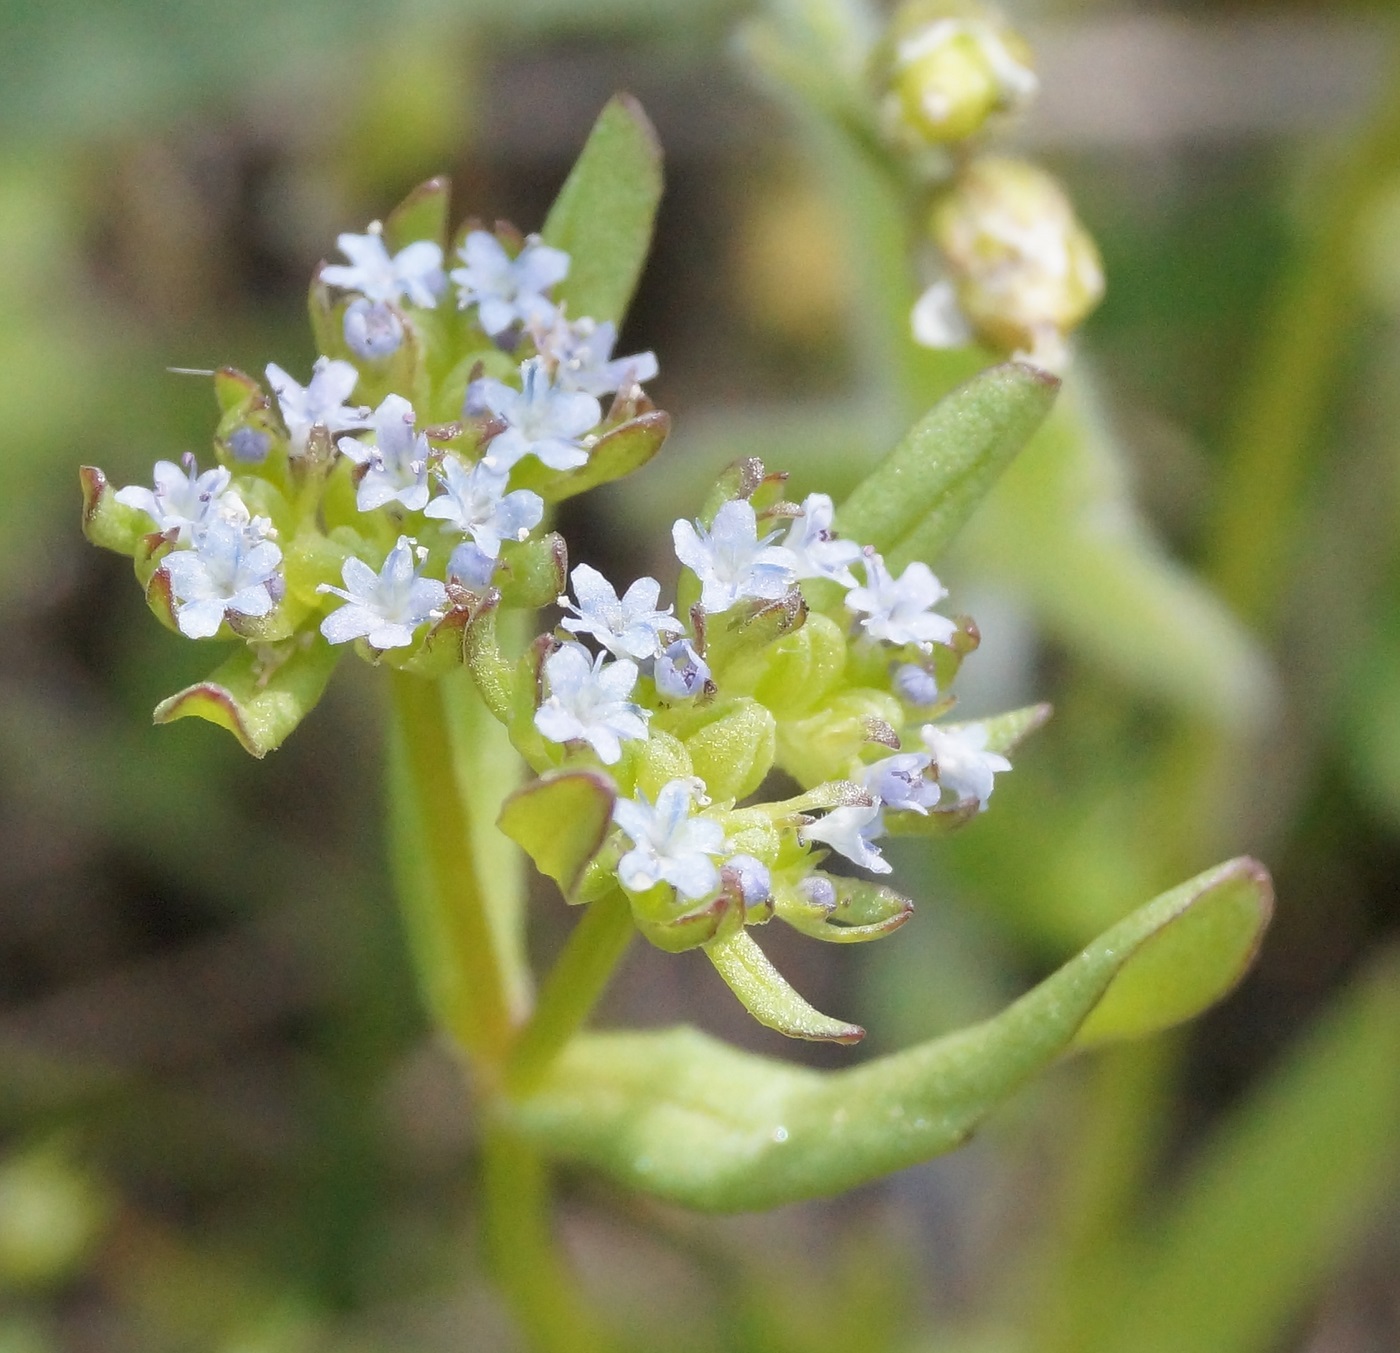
[151,636,341,758]
[515,411,671,504]
[509,857,1272,1211]
[542,94,663,327]
[384,176,450,252]
[836,363,1060,567]
[499,770,617,898]
[705,929,865,1044]
[79,466,150,557]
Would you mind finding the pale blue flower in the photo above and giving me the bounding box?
[447,541,499,591]
[613,778,728,901]
[800,875,838,909]
[921,722,1012,811]
[115,455,242,544]
[338,394,432,513]
[799,802,892,875]
[451,231,569,337]
[472,359,600,472]
[654,638,711,700]
[343,298,405,360]
[780,493,863,588]
[893,663,940,706]
[862,752,938,817]
[227,427,270,464]
[318,536,448,649]
[559,563,681,659]
[722,854,772,912]
[266,357,371,454]
[532,312,658,396]
[163,518,281,639]
[672,499,798,614]
[321,231,445,308]
[846,551,957,650]
[534,643,649,766]
[424,456,543,558]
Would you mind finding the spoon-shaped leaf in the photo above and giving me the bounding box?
[152,636,340,758]
[499,770,617,899]
[542,95,663,327]
[509,857,1271,1212]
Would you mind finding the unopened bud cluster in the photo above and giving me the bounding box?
[80,177,1024,1030]
[872,0,1104,368]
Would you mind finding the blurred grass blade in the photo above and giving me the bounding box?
[511,858,1271,1211]
[836,363,1060,566]
[152,637,340,758]
[1082,949,1400,1353]
[542,94,663,327]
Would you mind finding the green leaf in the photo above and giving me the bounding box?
[151,636,340,758]
[836,364,1060,566]
[541,94,663,326]
[964,702,1054,755]
[510,858,1272,1211]
[705,929,865,1044]
[776,876,914,943]
[383,175,450,252]
[513,411,670,503]
[1076,950,1400,1353]
[499,770,617,898]
[78,466,149,557]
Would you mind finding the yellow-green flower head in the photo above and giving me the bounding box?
[926,156,1104,365]
[878,1,1037,149]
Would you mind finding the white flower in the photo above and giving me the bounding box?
[846,551,957,650]
[921,723,1012,811]
[266,357,372,454]
[862,752,938,815]
[654,639,711,701]
[912,279,974,349]
[321,230,445,308]
[338,394,432,513]
[799,802,892,875]
[343,298,405,360]
[780,493,863,587]
[162,518,281,639]
[472,359,601,472]
[531,312,658,396]
[115,455,243,544]
[423,456,543,558]
[318,536,448,649]
[559,562,681,659]
[671,499,798,615]
[451,231,569,337]
[613,778,728,901]
[534,643,649,766]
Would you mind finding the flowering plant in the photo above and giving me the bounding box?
[78,81,1269,1318]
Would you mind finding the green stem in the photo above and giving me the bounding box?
[388,670,512,1069]
[481,1123,614,1353]
[507,889,634,1096]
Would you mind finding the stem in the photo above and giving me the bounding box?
[481,1123,614,1353]
[506,889,634,1096]
[388,670,512,1069]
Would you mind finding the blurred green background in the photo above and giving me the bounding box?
[4,0,1400,1349]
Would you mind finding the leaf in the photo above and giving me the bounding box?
[509,858,1272,1211]
[499,770,617,898]
[152,636,340,758]
[776,877,914,943]
[384,176,450,252]
[1076,949,1400,1353]
[78,466,149,557]
[836,363,1060,566]
[513,411,670,503]
[541,95,663,326]
[705,929,865,1045]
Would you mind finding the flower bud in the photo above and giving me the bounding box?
[878,1,1037,149]
[927,156,1104,363]
[343,298,405,360]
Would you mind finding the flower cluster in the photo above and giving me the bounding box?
[80,163,1038,1033]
